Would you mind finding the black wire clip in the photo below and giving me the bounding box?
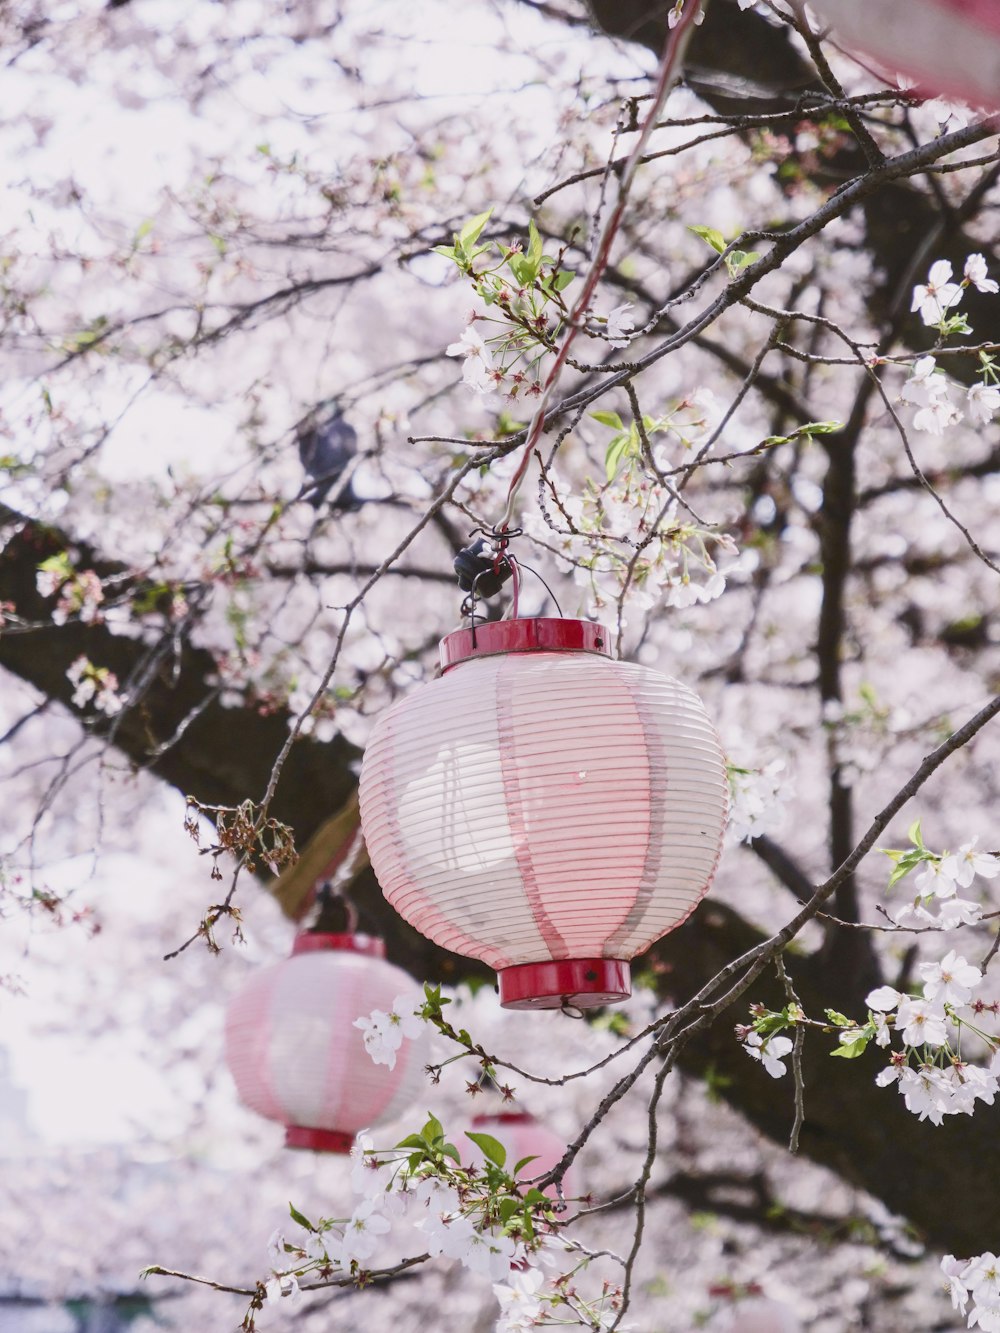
[454,527,522,618]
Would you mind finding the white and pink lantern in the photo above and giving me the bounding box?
[225,932,429,1153]
[359,617,728,1010]
[808,0,1000,109]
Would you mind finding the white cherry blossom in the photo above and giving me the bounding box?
[265,1273,303,1306]
[494,1265,546,1332]
[895,996,947,1047]
[742,1031,793,1078]
[898,1065,949,1124]
[967,382,1000,425]
[866,985,901,1012]
[603,302,635,348]
[965,1253,1000,1305]
[956,838,1000,883]
[964,253,999,294]
[446,322,493,392]
[913,855,958,898]
[941,1254,969,1313]
[341,1199,391,1265]
[918,950,982,1007]
[353,995,424,1070]
[910,259,962,326]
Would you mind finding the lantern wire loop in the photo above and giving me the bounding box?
[559,998,586,1020]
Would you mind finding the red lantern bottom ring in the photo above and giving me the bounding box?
[285,1125,356,1154]
[497,958,631,1010]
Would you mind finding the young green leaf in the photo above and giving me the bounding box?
[465,1130,507,1168]
[688,224,727,254]
[591,409,624,430]
[288,1202,314,1231]
[459,207,493,249]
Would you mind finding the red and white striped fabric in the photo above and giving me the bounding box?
[225,933,429,1153]
[358,619,728,1009]
[809,0,1000,109]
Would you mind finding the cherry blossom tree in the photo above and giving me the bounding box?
[2,0,1000,1328]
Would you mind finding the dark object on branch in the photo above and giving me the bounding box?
[296,403,361,511]
[454,536,514,598]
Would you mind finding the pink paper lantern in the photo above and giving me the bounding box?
[225,932,429,1153]
[359,618,728,1010]
[808,0,1000,108]
[465,1110,579,1197]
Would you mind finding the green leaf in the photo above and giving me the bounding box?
[552,269,575,291]
[465,1131,507,1168]
[591,410,623,430]
[508,254,529,285]
[793,420,843,438]
[288,1202,313,1231]
[441,1142,462,1164]
[421,1112,445,1145]
[688,224,727,254]
[458,207,493,248]
[831,1034,870,1059]
[431,244,456,261]
[886,848,928,890]
[726,249,760,273]
[523,219,543,279]
[395,1133,426,1150]
[824,1010,852,1028]
[605,433,630,482]
[908,818,924,848]
[513,1154,540,1175]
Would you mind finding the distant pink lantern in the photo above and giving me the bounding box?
[466,1110,579,1197]
[359,618,728,1010]
[225,932,429,1153]
[808,0,1000,108]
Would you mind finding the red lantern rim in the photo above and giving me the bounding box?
[497,958,631,1010]
[291,932,386,958]
[440,617,610,672]
[285,1125,356,1154]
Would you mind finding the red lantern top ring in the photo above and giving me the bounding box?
[440,616,610,672]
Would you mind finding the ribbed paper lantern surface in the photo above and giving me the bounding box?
[359,618,728,1009]
[808,0,1000,108]
[225,932,428,1153]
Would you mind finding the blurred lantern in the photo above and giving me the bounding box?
[225,932,429,1153]
[359,617,727,1010]
[465,1109,579,1197]
[808,0,1000,109]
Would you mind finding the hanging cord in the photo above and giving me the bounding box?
[494,0,705,534]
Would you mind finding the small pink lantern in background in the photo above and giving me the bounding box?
[359,617,728,1011]
[808,0,1000,110]
[465,1109,580,1198]
[225,932,429,1153]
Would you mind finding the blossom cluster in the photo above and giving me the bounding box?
[65,655,125,716]
[864,953,999,1125]
[260,1120,570,1332]
[941,1251,1000,1330]
[36,557,105,626]
[353,994,425,1071]
[883,824,998,930]
[726,758,786,845]
[901,254,1000,435]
